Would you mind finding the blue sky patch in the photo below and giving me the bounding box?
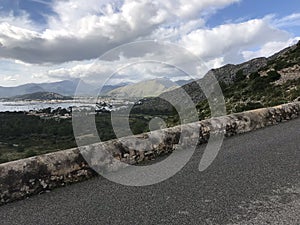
[207,0,300,34]
[0,0,55,25]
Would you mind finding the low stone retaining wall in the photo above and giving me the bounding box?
[0,149,97,205]
[0,102,299,205]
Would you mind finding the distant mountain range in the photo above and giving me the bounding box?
[0,79,93,98]
[0,77,192,99]
[6,92,73,101]
[0,79,130,98]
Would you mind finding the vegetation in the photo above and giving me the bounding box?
[266,41,300,71]
[222,71,299,114]
[1,71,299,163]
[0,108,179,163]
[0,112,75,163]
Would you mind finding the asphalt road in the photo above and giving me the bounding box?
[0,118,299,225]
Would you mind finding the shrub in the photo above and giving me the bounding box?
[249,72,260,80]
[234,102,263,112]
[251,78,268,91]
[267,70,281,82]
[235,69,246,82]
[24,149,37,158]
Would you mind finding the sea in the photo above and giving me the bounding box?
[0,101,95,112]
[0,99,132,112]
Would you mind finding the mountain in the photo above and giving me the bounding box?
[160,57,270,105]
[38,79,94,96]
[175,79,194,86]
[0,78,135,98]
[133,41,300,118]
[161,41,300,104]
[99,83,131,95]
[7,92,73,101]
[107,78,179,98]
[0,83,44,98]
[0,79,97,98]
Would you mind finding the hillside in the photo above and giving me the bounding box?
[133,41,300,120]
[99,83,130,95]
[108,78,178,98]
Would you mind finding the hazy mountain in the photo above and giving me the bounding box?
[175,79,194,86]
[7,92,73,101]
[0,83,44,98]
[98,83,131,95]
[108,78,179,98]
[0,79,134,98]
[0,79,92,98]
[0,79,79,97]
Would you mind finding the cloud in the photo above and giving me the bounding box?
[0,1,300,86]
[271,13,300,28]
[41,15,298,85]
[46,56,188,85]
[0,10,34,29]
[0,0,240,64]
[3,74,19,82]
[154,0,241,20]
[242,37,300,60]
[14,59,32,67]
[29,0,52,6]
[180,19,290,62]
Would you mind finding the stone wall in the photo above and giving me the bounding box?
[0,148,96,205]
[0,102,299,205]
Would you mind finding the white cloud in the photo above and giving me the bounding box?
[242,37,300,60]
[14,60,32,67]
[46,57,187,85]
[180,19,290,62]
[29,0,52,6]
[0,23,39,45]
[0,0,240,64]
[159,0,240,20]
[0,11,35,30]
[3,75,19,82]
[0,0,299,86]
[149,18,206,41]
[271,13,300,28]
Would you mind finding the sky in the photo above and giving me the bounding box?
[0,0,300,86]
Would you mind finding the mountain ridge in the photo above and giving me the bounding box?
[160,41,300,105]
[0,79,130,98]
[132,41,300,118]
[0,79,92,98]
[108,77,180,98]
[5,92,73,101]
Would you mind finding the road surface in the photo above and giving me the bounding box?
[0,118,299,225]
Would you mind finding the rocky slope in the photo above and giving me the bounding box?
[133,41,300,119]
